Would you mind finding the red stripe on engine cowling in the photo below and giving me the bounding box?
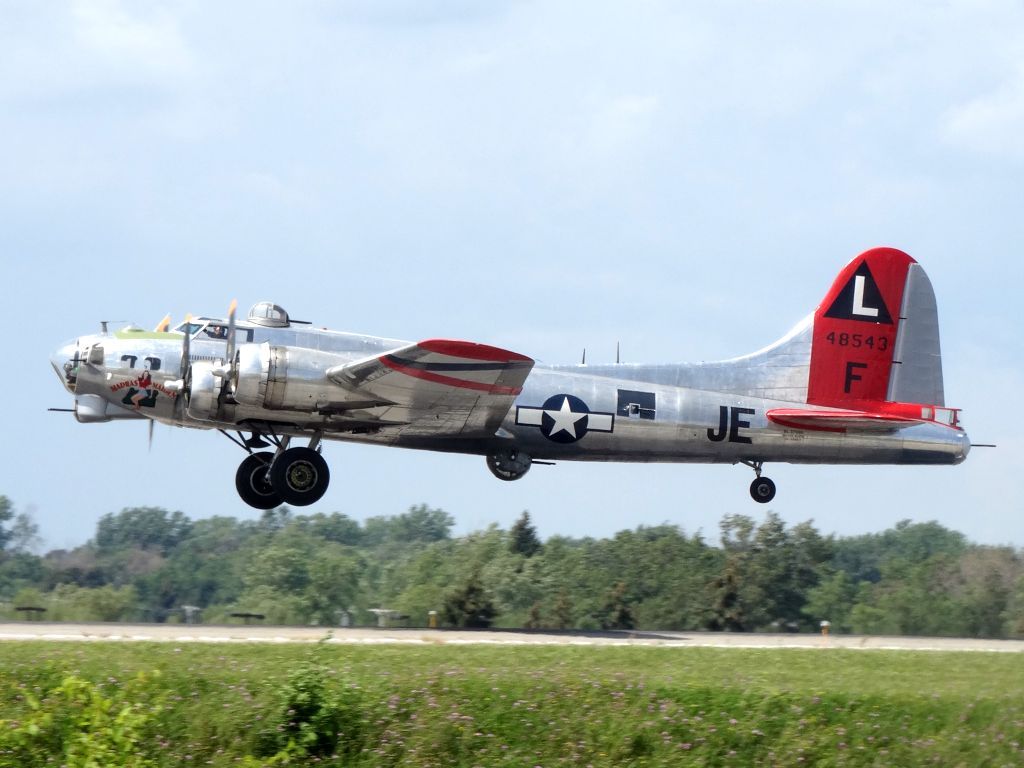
[380,356,523,396]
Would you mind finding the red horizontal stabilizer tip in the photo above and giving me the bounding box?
[418,339,533,363]
[768,407,922,433]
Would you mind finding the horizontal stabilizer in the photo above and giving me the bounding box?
[767,407,923,433]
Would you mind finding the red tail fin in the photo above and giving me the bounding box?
[807,247,914,407]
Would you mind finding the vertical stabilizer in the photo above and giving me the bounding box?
[807,247,944,408]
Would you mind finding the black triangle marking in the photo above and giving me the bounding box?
[823,261,893,324]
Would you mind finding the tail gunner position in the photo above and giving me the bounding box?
[51,247,969,509]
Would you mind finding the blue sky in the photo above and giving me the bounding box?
[3,1,1022,549]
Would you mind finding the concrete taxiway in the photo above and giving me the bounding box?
[1,622,1021,652]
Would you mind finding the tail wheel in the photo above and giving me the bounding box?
[235,452,281,509]
[749,477,776,503]
[270,446,330,506]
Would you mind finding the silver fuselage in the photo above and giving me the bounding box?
[52,318,969,468]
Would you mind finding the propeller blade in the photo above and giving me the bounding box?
[180,313,192,379]
[154,314,171,333]
[173,313,193,420]
[224,299,238,394]
[148,419,154,451]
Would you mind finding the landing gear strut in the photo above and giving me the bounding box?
[223,428,331,508]
[742,460,776,504]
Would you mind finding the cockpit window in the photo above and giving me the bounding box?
[173,321,207,337]
[204,324,228,339]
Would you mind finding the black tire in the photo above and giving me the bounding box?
[749,476,776,504]
[270,447,330,506]
[235,452,281,509]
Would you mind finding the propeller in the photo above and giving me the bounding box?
[164,302,238,421]
[167,313,193,419]
[211,300,240,404]
[180,313,192,380]
[224,299,238,395]
[145,318,177,448]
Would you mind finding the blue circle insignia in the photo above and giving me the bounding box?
[540,394,591,443]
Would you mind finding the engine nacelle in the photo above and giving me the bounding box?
[233,343,341,413]
[186,360,223,421]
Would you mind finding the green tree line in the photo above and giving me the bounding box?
[1,494,1022,637]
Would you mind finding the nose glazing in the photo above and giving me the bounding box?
[50,340,80,393]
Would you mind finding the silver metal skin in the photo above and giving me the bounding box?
[50,250,970,506]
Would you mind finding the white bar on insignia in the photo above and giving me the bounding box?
[588,414,614,432]
[516,408,544,426]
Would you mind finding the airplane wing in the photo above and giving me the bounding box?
[325,339,534,437]
[766,408,923,433]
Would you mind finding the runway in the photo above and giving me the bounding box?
[1,622,1021,652]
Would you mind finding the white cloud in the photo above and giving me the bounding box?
[0,2,196,105]
[943,65,1024,160]
[71,0,195,81]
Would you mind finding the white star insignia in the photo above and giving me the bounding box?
[515,394,615,442]
[545,396,587,439]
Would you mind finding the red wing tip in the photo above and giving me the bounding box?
[418,339,533,363]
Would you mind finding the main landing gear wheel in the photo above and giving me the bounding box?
[270,446,330,506]
[235,452,281,510]
[750,477,776,504]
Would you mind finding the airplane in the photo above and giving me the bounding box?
[50,246,969,509]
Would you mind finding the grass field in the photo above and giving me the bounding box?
[1,641,1022,766]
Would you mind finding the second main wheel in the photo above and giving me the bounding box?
[749,476,776,504]
[270,447,330,506]
[235,452,281,509]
